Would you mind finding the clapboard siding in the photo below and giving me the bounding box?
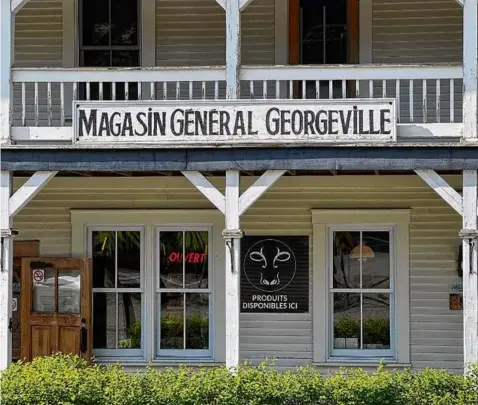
[12,175,464,372]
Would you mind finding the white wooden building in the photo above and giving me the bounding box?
[0,0,477,373]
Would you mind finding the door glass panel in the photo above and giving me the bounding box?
[184,231,208,289]
[160,293,184,349]
[58,270,81,314]
[362,232,390,289]
[118,292,141,349]
[159,232,184,289]
[32,265,55,313]
[93,292,116,349]
[185,293,209,349]
[332,231,360,288]
[117,231,141,288]
[92,231,115,288]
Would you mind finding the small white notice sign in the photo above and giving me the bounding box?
[73,99,396,146]
[33,269,45,284]
[12,298,17,312]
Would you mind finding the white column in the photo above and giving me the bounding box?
[462,170,478,371]
[0,0,13,143]
[226,0,241,99]
[463,0,478,140]
[0,171,13,370]
[224,170,241,369]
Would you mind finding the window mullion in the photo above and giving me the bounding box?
[183,293,187,350]
[115,292,119,350]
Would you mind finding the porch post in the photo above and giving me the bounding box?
[463,0,477,141]
[0,171,13,370]
[225,0,241,99]
[462,170,478,370]
[0,0,12,143]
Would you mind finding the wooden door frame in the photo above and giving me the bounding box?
[288,0,360,65]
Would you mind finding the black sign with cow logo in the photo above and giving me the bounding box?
[241,236,309,313]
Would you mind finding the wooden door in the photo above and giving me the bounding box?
[20,258,92,362]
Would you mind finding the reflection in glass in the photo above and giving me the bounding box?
[118,293,141,349]
[111,0,138,45]
[32,266,55,313]
[362,232,390,289]
[159,232,184,289]
[58,270,81,314]
[333,293,360,349]
[93,292,116,349]
[363,294,390,349]
[81,0,109,46]
[117,231,141,288]
[160,293,183,349]
[184,231,208,289]
[92,231,115,288]
[333,231,361,288]
[186,294,209,349]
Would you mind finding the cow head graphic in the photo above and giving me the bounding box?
[243,239,296,292]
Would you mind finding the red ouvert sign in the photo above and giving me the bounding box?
[168,252,207,264]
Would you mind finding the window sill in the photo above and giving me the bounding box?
[313,361,411,368]
[94,358,222,367]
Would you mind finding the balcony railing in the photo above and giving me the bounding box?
[10,63,463,142]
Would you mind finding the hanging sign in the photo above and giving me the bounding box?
[32,269,45,284]
[73,99,396,146]
[241,236,309,313]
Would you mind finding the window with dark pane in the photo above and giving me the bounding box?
[158,229,211,354]
[331,229,392,354]
[91,229,142,352]
[79,0,139,101]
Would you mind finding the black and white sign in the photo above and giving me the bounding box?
[73,99,396,146]
[241,236,309,313]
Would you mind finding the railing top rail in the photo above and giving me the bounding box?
[12,66,227,82]
[242,63,463,81]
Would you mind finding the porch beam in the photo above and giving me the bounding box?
[462,170,478,370]
[0,171,13,370]
[414,170,463,215]
[455,0,463,6]
[463,0,478,140]
[1,0,12,143]
[9,171,58,217]
[11,0,29,13]
[238,170,285,216]
[181,171,226,214]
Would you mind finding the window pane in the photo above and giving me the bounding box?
[333,231,360,288]
[362,232,390,289]
[118,293,141,349]
[32,265,55,313]
[160,293,184,349]
[363,293,390,349]
[92,231,115,288]
[117,231,141,288]
[184,231,209,289]
[186,293,209,349]
[81,50,110,67]
[58,269,81,314]
[333,292,360,349]
[112,51,139,67]
[93,292,116,349]
[159,232,184,289]
[111,0,138,45]
[81,0,109,46]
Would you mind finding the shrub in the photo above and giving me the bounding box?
[1,354,475,405]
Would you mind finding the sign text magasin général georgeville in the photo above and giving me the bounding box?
[73,99,397,145]
[241,236,309,313]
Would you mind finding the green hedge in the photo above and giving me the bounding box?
[2,354,478,405]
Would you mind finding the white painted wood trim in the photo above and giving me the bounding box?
[463,170,478,370]
[1,0,12,142]
[311,209,411,365]
[9,171,58,217]
[239,0,254,11]
[359,0,373,64]
[225,170,240,369]
[215,0,225,10]
[238,170,285,216]
[141,0,155,67]
[455,0,464,6]
[62,0,76,119]
[181,171,226,214]
[463,0,478,139]
[11,0,29,13]
[0,171,13,370]
[274,0,288,65]
[226,0,241,99]
[414,170,463,216]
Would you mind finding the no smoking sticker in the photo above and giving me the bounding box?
[12,298,17,312]
[33,269,44,284]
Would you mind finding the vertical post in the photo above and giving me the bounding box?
[226,0,241,99]
[462,170,478,371]
[0,171,13,370]
[224,170,241,369]
[0,0,13,142]
[463,0,478,140]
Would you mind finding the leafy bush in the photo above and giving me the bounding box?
[1,354,477,405]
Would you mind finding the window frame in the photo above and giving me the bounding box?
[155,226,214,359]
[327,224,395,360]
[87,226,145,358]
[312,209,410,365]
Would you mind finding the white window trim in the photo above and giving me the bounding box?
[312,209,410,365]
[71,209,225,364]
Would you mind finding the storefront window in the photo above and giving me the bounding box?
[91,229,143,355]
[330,229,393,358]
[157,229,211,356]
